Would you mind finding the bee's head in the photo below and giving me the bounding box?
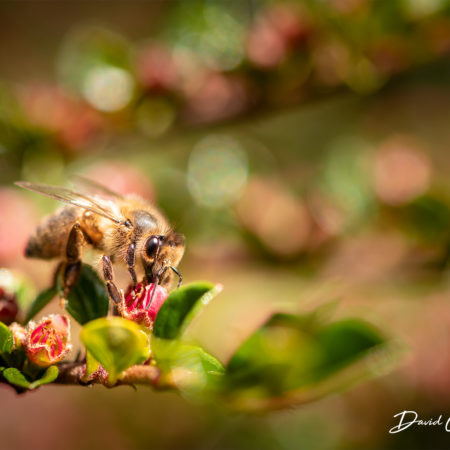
[141,231,185,287]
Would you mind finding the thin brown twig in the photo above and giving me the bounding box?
[54,362,169,388]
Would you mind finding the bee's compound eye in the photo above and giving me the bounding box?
[145,236,160,258]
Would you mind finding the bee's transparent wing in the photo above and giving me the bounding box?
[71,175,124,200]
[15,181,122,224]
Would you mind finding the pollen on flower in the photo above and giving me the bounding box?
[26,314,71,367]
[119,283,168,328]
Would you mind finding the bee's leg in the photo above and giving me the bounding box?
[53,261,64,287]
[126,243,137,287]
[102,255,123,313]
[62,223,85,305]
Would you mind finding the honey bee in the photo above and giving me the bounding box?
[15,178,185,306]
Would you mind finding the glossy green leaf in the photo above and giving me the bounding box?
[226,314,321,395]
[67,264,109,325]
[152,337,224,392]
[153,282,218,339]
[3,365,59,389]
[24,286,57,323]
[313,318,385,379]
[3,368,30,388]
[29,365,59,389]
[85,351,101,378]
[0,322,13,354]
[225,313,387,397]
[81,317,150,384]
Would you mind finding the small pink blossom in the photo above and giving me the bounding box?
[26,314,71,367]
[120,283,168,328]
[9,322,27,349]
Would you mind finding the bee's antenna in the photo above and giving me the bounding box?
[170,266,182,289]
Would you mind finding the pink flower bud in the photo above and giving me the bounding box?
[120,283,168,328]
[9,322,27,349]
[0,287,19,325]
[26,314,71,367]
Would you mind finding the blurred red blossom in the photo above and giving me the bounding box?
[182,72,249,124]
[373,135,431,206]
[368,37,409,76]
[0,287,18,325]
[236,176,313,258]
[246,4,310,69]
[82,162,155,201]
[264,4,310,45]
[18,84,104,149]
[329,0,370,14]
[136,44,179,93]
[424,18,450,55]
[247,20,287,68]
[0,189,37,263]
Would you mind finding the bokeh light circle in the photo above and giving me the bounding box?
[82,65,134,112]
[188,135,248,208]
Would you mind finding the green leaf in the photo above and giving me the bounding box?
[0,322,13,354]
[84,351,101,379]
[67,264,109,325]
[152,337,224,393]
[226,315,321,395]
[3,368,30,388]
[3,366,59,390]
[225,313,387,399]
[24,286,57,323]
[153,282,218,339]
[29,365,59,389]
[313,318,385,379]
[81,317,150,384]
[403,195,450,243]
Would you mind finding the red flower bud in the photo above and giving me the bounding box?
[120,283,168,328]
[0,287,19,325]
[26,314,71,367]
